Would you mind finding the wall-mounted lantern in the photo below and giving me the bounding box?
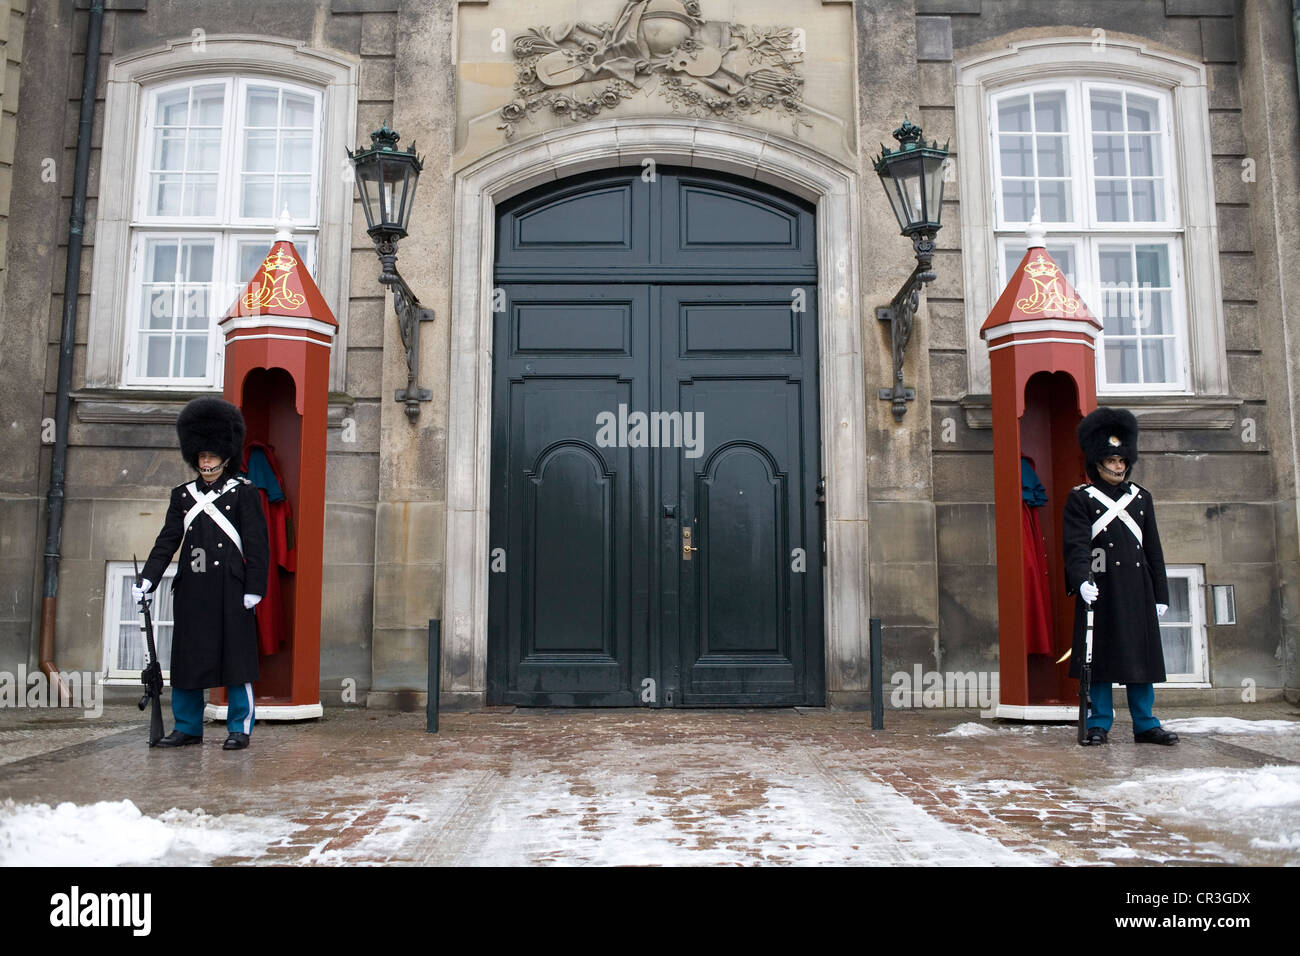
[348,124,434,422]
[873,119,949,422]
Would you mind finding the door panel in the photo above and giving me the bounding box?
[489,285,648,706]
[662,286,821,705]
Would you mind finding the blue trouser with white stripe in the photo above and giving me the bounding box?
[171,684,255,737]
[1086,682,1159,734]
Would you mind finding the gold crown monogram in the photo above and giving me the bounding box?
[264,248,298,273]
[1023,254,1059,279]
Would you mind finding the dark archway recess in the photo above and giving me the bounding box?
[489,166,825,707]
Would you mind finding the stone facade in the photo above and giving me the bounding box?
[1,0,1296,709]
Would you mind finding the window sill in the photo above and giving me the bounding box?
[960,393,1242,430]
[71,388,357,427]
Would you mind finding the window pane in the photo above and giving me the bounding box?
[144,288,173,328]
[158,90,189,127]
[999,95,1031,132]
[143,334,171,377]
[1103,291,1136,336]
[182,240,213,281]
[999,136,1033,177]
[246,87,280,127]
[1134,245,1170,287]
[1038,181,1070,221]
[149,242,178,282]
[1131,179,1163,221]
[1160,625,1193,673]
[1141,337,1176,382]
[178,333,208,378]
[1137,291,1173,335]
[1002,180,1034,221]
[1126,93,1158,132]
[1105,340,1140,383]
[1090,90,1124,131]
[1166,577,1191,622]
[183,175,219,217]
[188,129,221,171]
[1037,136,1066,178]
[282,92,315,128]
[1098,248,1133,285]
[192,85,226,126]
[1094,179,1129,222]
[155,132,186,171]
[1128,133,1159,177]
[244,132,278,172]
[281,178,312,221]
[281,133,314,173]
[1092,134,1126,177]
[1034,92,1066,133]
[150,176,182,217]
[239,242,270,284]
[241,176,275,218]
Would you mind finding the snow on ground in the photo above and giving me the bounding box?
[447,766,1043,866]
[1161,717,1300,735]
[0,799,303,866]
[1078,766,1300,859]
[937,722,999,737]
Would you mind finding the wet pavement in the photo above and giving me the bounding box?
[1,699,1298,866]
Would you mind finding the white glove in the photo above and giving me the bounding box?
[243,594,262,610]
[131,580,153,602]
[1079,580,1099,603]
[1156,603,1168,618]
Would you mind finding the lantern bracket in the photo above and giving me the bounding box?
[376,238,435,422]
[876,232,937,423]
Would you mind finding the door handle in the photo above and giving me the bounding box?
[682,526,698,559]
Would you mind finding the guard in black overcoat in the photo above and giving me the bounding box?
[1062,407,1178,746]
[135,397,269,750]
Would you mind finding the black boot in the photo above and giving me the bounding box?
[1134,726,1179,745]
[155,730,202,747]
[1081,726,1108,746]
[222,732,250,750]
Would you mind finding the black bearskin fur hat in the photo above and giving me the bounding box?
[176,397,245,474]
[1077,407,1139,481]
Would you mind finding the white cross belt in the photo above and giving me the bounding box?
[183,479,244,555]
[1084,484,1142,547]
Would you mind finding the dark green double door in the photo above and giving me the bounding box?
[488,168,824,706]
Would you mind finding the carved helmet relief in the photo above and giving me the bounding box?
[499,0,808,139]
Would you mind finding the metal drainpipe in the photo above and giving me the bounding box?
[1294,2,1300,112]
[38,1,105,700]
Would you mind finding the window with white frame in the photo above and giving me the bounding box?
[125,76,321,387]
[102,562,178,685]
[992,80,1188,394]
[1156,565,1209,685]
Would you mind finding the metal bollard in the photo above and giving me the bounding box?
[427,618,441,733]
[870,617,883,730]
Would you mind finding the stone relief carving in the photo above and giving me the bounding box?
[499,0,808,140]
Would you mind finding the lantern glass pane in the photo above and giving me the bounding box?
[924,153,946,227]
[354,162,379,231]
[894,155,925,229]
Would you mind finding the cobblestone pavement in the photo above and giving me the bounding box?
[1,701,1297,866]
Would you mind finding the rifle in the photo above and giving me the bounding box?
[133,555,166,746]
[1077,573,1096,746]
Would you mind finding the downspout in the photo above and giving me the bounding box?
[1295,1,1300,109]
[39,1,104,699]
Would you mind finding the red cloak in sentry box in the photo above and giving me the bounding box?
[981,231,1102,721]
[210,219,337,722]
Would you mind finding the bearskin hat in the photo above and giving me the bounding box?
[176,397,245,473]
[1077,407,1139,480]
